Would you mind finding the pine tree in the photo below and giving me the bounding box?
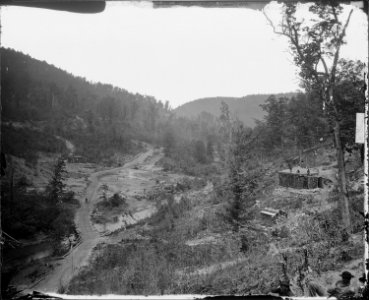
[47,156,67,204]
[193,140,207,164]
[227,123,261,231]
[206,138,214,161]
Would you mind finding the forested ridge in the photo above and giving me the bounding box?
[1,48,229,167]
[174,93,296,128]
[1,48,170,163]
[1,46,364,240]
[0,47,222,244]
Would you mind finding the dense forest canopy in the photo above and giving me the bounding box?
[1,48,221,165]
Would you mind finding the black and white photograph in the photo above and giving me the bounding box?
[0,0,368,298]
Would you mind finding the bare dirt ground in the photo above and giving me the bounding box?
[92,149,164,233]
[25,146,163,293]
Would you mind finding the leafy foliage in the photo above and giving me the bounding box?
[1,48,226,170]
[1,48,171,163]
[97,193,128,210]
[264,2,363,230]
[160,113,221,175]
[255,93,329,157]
[1,125,67,164]
[1,159,78,240]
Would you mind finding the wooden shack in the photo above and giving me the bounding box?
[278,167,323,189]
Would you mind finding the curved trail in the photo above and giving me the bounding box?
[32,147,158,293]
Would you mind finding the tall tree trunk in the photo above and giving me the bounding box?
[327,84,351,231]
[333,119,351,231]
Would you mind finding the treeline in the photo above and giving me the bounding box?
[1,48,224,168]
[1,125,67,165]
[220,59,365,232]
[1,48,171,163]
[0,48,224,245]
[242,60,364,162]
[160,111,221,175]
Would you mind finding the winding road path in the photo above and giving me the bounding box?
[32,147,160,293]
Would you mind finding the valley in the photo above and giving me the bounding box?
[9,145,166,293]
[66,145,364,295]
[1,38,366,298]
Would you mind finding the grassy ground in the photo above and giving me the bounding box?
[67,146,365,295]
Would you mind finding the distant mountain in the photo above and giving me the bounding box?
[174,93,296,127]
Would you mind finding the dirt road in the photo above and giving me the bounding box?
[32,146,162,293]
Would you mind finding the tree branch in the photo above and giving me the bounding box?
[329,8,354,88]
[263,9,287,37]
[319,56,329,76]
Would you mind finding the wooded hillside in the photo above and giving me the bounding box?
[1,48,172,163]
[174,93,296,128]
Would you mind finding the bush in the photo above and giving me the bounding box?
[271,226,290,239]
[68,237,240,295]
[97,193,128,210]
[349,191,364,234]
[51,208,76,239]
[291,207,350,251]
[62,191,80,207]
[160,140,220,177]
[314,209,347,242]
[148,195,193,230]
[270,195,307,211]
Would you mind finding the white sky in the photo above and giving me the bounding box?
[1,1,367,108]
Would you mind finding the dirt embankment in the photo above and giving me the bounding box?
[23,146,163,293]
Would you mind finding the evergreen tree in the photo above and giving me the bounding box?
[227,122,261,231]
[47,156,67,204]
[206,137,214,161]
[163,129,176,157]
[193,140,207,164]
[219,101,232,144]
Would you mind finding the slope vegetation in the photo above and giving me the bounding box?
[175,93,296,127]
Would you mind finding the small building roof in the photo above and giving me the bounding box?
[279,166,318,175]
[260,208,281,218]
[261,210,278,217]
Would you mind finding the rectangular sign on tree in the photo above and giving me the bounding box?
[355,113,365,144]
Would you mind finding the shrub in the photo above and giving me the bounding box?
[97,193,128,210]
[270,196,306,211]
[62,191,80,207]
[271,226,290,239]
[51,207,76,239]
[68,239,239,295]
[349,192,364,234]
